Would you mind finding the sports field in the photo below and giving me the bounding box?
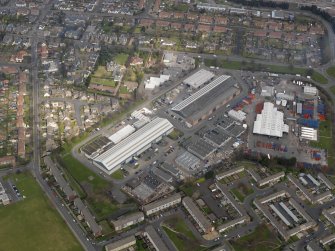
[0,172,83,251]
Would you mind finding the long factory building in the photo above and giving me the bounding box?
[172,75,241,126]
[93,117,173,174]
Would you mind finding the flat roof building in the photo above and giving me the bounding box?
[143,193,181,216]
[182,196,214,234]
[216,166,244,181]
[258,171,285,187]
[105,235,136,251]
[111,211,144,231]
[253,102,289,138]
[94,118,173,174]
[108,125,135,144]
[318,173,335,190]
[172,75,241,125]
[183,69,215,89]
[175,151,201,172]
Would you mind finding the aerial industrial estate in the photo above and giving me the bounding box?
[1,0,335,251]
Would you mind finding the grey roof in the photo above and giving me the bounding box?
[175,151,200,170]
[143,193,181,213]
[45,156,76,199]
[187,139,216,160]
[74,198,101,235]
[159,163,180,177]
[144,225,169,251]
[105,235,136,251]
[183,69,215,89]
[152,167,173,183]
[173,75,237,118]
[204,128,231,147]
[318,173,335,190]
[111,211,144,229]
[182,196,213,232]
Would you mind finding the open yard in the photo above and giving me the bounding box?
[114,53,129,65]
[0,172,83,251]
[92,66,112,78]
[90,77,116,87]
[163,216,207,251]
[58,153,119,219]
[230,224,281,251]
[231,182,254,202]
[111,169,124,180]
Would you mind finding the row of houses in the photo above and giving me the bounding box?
[45,156,102,237]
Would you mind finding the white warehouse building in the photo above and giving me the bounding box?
[93,117,173,174]
[253,102,289,137]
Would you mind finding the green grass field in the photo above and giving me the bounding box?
[230,224,281,251]
[114,53,129,65]
[326,66,335,78]
[119,86,129,94]
[163,216,206,251]
[59,154,118,219]
[90,77,116,87]
[92,66,112,78]
[0,172,83,251]
[111,169,124,180]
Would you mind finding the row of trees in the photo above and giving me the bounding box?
[227,0,289,10]
[301,5,335,32]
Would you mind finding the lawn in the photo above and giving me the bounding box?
[310,120,334,167]
[119,86,129,94]
[180,181,197,197]
[92,66,112,78]
[60,154,109,192]
[90,77,116,87]
[58,154,118,219]
[230,224,282,251]
[111,169,124,180]
[0,172,83,251]
[326,66,335,78]
[163,216,206,251]
[114,53,129,65]
[231,182,254,202]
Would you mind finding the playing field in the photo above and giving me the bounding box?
[0,172,83,251]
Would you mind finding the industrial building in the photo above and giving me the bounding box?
[108,125,135,144]
[144,226,169,251]
[304,86,318,96]
[300,127,318,141]
[253,102,289,138]
[93,118,174,174]
[172,75,241,125]
[183,69,215,89]
[228,110,246,122]
[145,74,170,89]
[182,196,214,234]
[104,235,136,251]
[143,193,181,216]
[111,211,144,231]
[175,151,201,172]
[187,139,216,160]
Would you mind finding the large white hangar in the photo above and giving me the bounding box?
[93,117,173,174]
[253,102,289,138]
